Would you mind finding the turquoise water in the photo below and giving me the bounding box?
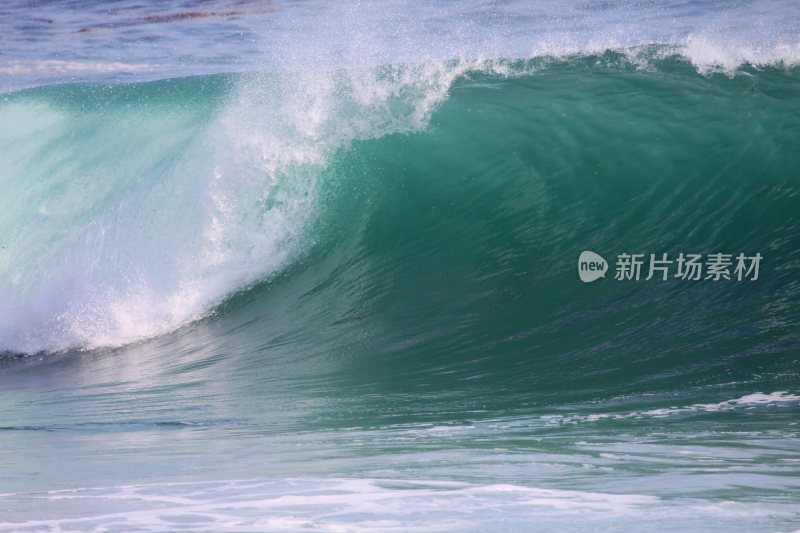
[1,2,800,531]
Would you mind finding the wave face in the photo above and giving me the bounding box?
[2,55,799,363]
[1,16,800,531]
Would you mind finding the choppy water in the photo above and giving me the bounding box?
[1,1,799,531]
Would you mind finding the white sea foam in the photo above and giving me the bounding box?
[642,391,800,417]
[683,35,800,74]
[2,476,798,532]
[533,392,800,427]
[0,477,674,532]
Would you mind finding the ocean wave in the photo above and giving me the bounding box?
[1,53,799,356]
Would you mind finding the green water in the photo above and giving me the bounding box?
[1,55,799,531]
